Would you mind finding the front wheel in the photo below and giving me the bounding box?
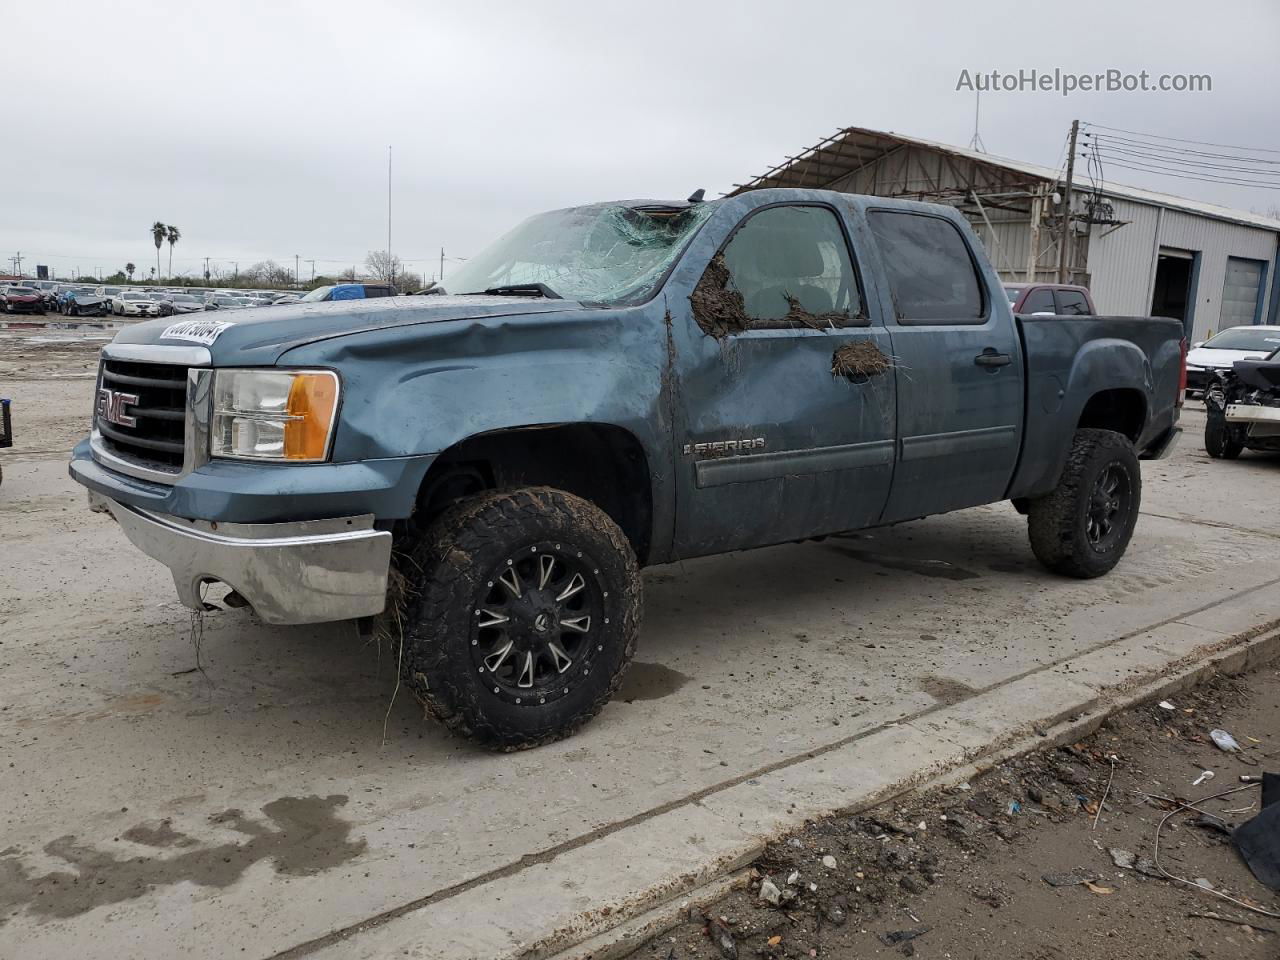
[393,487,642,750]
[1027,428,1141,579]
[1204,410,1244,459]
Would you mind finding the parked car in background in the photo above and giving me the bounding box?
[1,285,45,314]
[30,280,60,310]
[166,294,205,315]
[113,291,161,317]
[1185,325,1280,396]
[58,286,107,316]
[1203,348,1280,458]
[270,293,301,305]
[205,294,249,311]
[300,282,396,302]
[95,286,124,313]
[1004,283,1096,316]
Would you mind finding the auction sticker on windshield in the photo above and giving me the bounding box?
[160,319,234,345]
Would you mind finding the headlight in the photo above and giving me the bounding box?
[210,369,339,462]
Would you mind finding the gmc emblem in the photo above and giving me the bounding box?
[97,388,140,428]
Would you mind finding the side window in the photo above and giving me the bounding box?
[867,211,985,323]
[365,285,393,299]
[1022,288,1057,314]
[690,205,862,335]
[1055,290,1091,316]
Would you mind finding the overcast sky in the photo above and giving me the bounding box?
[4,0,1278,281]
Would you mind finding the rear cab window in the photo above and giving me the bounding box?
[866,211,985,324]
[1021,288,1056,314]
[1055,290,1092,315]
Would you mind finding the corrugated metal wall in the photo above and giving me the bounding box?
[1088,198,1279,340]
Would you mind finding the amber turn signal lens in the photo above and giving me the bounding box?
[284,372,338,460]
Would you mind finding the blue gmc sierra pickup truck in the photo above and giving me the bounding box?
[70,188,1186,748]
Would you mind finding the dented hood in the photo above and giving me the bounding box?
[110,295,583,365]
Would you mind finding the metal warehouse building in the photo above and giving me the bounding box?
[732,126,1280,342]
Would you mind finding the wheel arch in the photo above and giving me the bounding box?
[409,421,656,565]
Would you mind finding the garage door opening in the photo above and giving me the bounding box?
[1151,248,1197,334]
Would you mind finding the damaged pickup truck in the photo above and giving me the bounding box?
[1204,349,1280,458]
[69,188,1186,748]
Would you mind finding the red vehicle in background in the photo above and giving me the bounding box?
[1,285,45,314]
[1004,283,1095,316]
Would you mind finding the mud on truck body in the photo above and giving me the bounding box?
[69,188,1186,748]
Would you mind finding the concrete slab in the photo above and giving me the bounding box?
[3,371,1280,959]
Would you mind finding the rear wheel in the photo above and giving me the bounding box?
[1027,428,1141,579]
[392,487,641,750]
[1204,409,1244,459]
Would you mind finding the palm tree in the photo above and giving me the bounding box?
[151,221,167,281]
[126,262,136,281]
[166,225,181,279]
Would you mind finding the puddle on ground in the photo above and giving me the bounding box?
[0,795,365,922]
[617,662,690,703]
[831,545,981,581]
[918,675,979,706]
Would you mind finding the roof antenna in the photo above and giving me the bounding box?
[968,90,986,153]
[687,188,706,203]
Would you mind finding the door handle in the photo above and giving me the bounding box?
[974,349,1012,368]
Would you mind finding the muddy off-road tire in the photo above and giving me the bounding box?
[1027,428,1141,579]
[1204,409,1244,460]
[393,487,642,750]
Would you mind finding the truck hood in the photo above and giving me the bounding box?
[110,294,583,365]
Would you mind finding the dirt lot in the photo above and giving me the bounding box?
[636,667,1280,960]
[2,329,1279,960]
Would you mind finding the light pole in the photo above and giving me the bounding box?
[295,254,300,288]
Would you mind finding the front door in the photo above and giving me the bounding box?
[665,201,898,559]
[863,209,1025,522]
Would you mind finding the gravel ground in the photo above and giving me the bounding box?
[637,666,1280,960]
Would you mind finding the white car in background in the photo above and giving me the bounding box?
[113,291,161,317]
[1186,325,1280,396]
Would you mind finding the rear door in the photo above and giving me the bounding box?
[865,209,1024,522]
[668,201,898,559]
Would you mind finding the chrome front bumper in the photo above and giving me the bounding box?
[89,492,392,625]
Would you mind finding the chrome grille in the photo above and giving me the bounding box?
[97,358,188,470]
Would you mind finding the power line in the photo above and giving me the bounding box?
[1082,121,1280,156]
[1081,151,1280,190]
[1082,132,1280,167]
[1089,141,1280,178]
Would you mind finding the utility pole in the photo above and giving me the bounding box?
[295,254,300,287]
[387,145,393,288]
[1057,119,1079,284]
[306,259,316,282]
[203,256,211,283]
[440,247,445,284]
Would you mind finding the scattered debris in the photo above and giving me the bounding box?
[1109,848,1136,870]
[1192,812,1233,836]
[1158,700,1175,711]
[1192,770,1215,787]
[821,855,837,869]
[706,917,738,959]
[879,926,930,946]
[758,877,782,905]
[1210,729,1242,752]
[1084,880,1115,895]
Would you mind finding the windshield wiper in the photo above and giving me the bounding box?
[472,283,562,300]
